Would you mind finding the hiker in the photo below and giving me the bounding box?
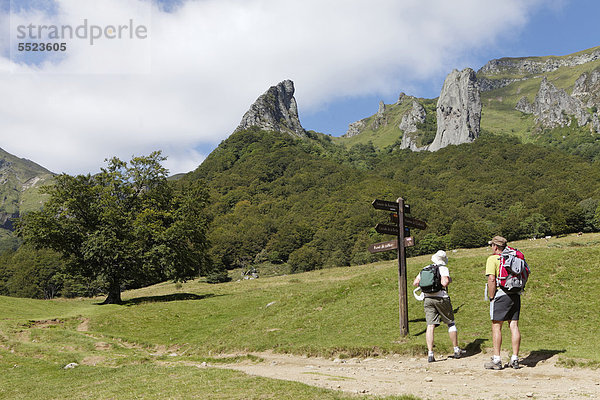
[484,236,525,370]
[413,250,465,362]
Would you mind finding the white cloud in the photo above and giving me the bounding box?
[0,0,546,175]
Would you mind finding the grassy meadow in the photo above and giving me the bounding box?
[1,233,600,399]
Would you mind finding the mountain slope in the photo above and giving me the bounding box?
[0,147,54,250]
[184,126,600,273]
[335,46,600,161]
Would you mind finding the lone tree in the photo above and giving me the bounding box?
[17,151,211,304]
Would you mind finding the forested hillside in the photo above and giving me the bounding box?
[185,127,600,273]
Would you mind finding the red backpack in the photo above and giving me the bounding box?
[497,246,530,292]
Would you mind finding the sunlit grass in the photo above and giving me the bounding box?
[1,233,599,398]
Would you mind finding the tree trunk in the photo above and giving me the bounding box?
[102,280,122,304]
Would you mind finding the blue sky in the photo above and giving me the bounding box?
[1,0,599,174]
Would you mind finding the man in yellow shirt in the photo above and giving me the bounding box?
[484,236,522,370]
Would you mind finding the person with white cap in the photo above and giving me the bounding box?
[413,250,465,362]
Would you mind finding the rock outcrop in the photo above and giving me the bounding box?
[399,132,424,151]
[371,101,387,130]
[343,99,389,137]
[396,92,406,105]
[428,68,481,152]
[572,68,600,108]
[235,80,306,137]
[515,77,589,128]
[477,77,528,92]
[478,48,600,76]
[398,101,426,134]
[344,120,366,138]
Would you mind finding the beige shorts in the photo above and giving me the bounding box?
[424,296,455,326]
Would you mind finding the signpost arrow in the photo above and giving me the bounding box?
[372,199,399,212]
[404,216,427,230]
[373,200,411,213]
[367,238,414,254]
[368,240,398,253]
[375,223,399,236]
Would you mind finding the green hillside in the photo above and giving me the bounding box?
[0,148,54,252]
[478,57,600,144]
[1,234,598,398]
[333,97,437,150]
[182,127,600,275]
[0,147,54,214]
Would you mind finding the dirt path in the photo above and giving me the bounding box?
[213,351,600,399]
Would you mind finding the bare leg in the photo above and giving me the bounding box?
[509,320,521,356]
[449,329,458,348]
[492,320,503,357]
[426,325,436,352]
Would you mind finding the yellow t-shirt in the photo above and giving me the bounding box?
[485,254,500,276]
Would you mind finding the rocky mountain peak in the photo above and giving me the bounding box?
[427,68,481,151]
[235,79,306,137]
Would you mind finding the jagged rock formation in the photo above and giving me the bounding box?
[592,114,600,133]
[477,47,600,92]
[398,100,426,134]
[478,77,528,92]
[371,101,387,130]
[516,77,589,128]
[572,68,600,108]
[479,48,600,76]
[428,68,481,152]
[344,120,366,138]
[396,92,406,105]
[399,132,424,151]
[235,80,306,137]
[343,99,389,137]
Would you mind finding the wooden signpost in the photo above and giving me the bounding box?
[369,198,427,336]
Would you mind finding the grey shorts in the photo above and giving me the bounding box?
[424,296,455,326]
[490,293,520,321]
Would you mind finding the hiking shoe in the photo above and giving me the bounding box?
[453,349,466,359]
[427,355,435,363]
[484,359,503,370]
[507,359,521,369]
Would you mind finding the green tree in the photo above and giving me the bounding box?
[2,245,64,299]
[577,198,599,232]
[17,152,211,304]
[520,213,550,238]
[288,245,322,273]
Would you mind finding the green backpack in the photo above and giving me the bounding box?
[419,264,443,293]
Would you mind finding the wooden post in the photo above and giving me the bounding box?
[396,197,409,336]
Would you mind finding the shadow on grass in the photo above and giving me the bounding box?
[464,338,487,357]
[453,303,464,314]
[409,316,426,336]
[521,349,566,367]
[121,293,218,306]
